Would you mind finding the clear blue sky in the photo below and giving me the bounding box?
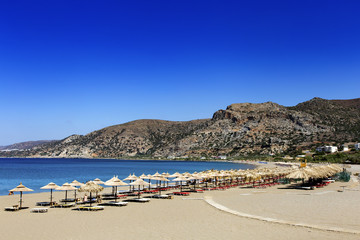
[1,0,359,145]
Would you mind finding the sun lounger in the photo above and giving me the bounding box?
[127,192,141,196]
[36,201,55,206]
[76,199,96,205]
[73,206,104,211]
[127,198,150,203]
[190,189,204,193]
[150,194,173,199]
[51,203,75,208]
[30,208,48,213]
[294,186,315,190]
[99,201,128,207]
[60,198,76,202]
[102,195,127,200]
[142,190,159,194]
[173,192,190,196]
[4,205,19,211]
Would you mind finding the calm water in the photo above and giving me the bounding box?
[0,158,254,195]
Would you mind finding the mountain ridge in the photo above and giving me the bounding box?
[1,97,359,158]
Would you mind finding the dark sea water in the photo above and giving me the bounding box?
[0,158,255,195]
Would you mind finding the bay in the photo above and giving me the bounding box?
[0,158,255,195]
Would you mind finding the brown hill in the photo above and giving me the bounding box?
[1,98,359,158]
[0,140,57,151]
[331,98,360,109]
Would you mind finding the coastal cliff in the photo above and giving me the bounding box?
[2,97,360,158]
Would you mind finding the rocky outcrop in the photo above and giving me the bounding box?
[2,98,359,158]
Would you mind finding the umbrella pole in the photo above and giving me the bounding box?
[148,179,151,190]
[50,189,53,206]
[90,192,92,207]
[20,191,23,209]
[138,185,140,199]
[180,181,182,192]
[65,190,68,201]
[74,190,77,202]
[115,186,118,203]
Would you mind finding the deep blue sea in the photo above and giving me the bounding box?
[0,158,254,195]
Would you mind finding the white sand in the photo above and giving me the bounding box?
[1,163,359,240]
[1,176,359,240]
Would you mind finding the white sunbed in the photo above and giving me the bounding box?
[100,201,128,207]
[128,198,150,203]
[151,194,173,199]
[30,208,48,213]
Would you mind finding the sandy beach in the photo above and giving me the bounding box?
[1,165,359,240]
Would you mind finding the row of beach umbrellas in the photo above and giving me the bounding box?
[9,164,343,208]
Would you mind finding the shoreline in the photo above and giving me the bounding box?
[0,156,269,168]
[0,158,257,197]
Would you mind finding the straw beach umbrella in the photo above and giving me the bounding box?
[9,182,33,209]
[146,174,155,190]
[105,176,128,202]
[154,176,169,195]
[173,175,188,192]
[56,183,76,202]
[70,180,84,202]
[124,174,138,191]
[140,174,154,190]
[152,172,163,188]
[130,178,151,199]
[78,181,104,206]
[286,168,310,184]
[168,172,181,178]
[93,178,104,185]
[40,182,59,206]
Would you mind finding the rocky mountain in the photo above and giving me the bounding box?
[1,97,359,158]
[0,140,57,151]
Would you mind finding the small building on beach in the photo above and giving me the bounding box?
[316,145,338,153]
[355,143,360,150]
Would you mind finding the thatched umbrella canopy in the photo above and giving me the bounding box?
[286,168,310,181]
[40,182,59,205]
[172,175,188,192]
[56,183,76,201]
[70,180,84,202]
[10,182,33,209]
[105,176,128,202]
[140,173,148,179]
[130,178,151,199]
[78,181,104,206]
[200,173,213,189]
[124,174,138,191]
[123,174,137,181]
[309,167,327,178]
[161,172,170,187]
[188,174,203,190]
[323,164,342,176]
[182,172,192,178]
[168,172,181,178]
[152,172,162,187]
[93,178,104,185]
[152,172,162,178]
[153,176,169,195]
